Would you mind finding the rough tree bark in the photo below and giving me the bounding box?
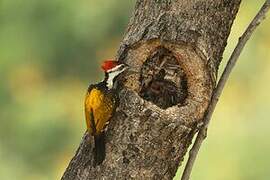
[62,0,241,179]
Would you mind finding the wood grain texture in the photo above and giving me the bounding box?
[62,0,241,179]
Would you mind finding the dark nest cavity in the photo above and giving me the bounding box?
[139,47,188,109]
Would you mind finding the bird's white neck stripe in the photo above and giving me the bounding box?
[105,64,127,89]
[106,71,120,89]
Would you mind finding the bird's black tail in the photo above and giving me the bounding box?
[93,132,106,166]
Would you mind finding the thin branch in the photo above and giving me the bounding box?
[181,1,270,180]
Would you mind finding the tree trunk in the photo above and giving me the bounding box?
[62,0,241,179]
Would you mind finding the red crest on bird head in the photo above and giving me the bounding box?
[101,60,119,72]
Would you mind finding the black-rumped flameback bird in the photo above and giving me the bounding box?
[84,60,127,166]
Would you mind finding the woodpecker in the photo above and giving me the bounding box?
[84,60,127,166]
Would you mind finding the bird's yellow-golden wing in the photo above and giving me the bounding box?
[84,87,115,135]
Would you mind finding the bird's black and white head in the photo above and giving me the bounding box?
[101,60,128,89]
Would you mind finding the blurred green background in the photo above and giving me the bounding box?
[0,0,269,179]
